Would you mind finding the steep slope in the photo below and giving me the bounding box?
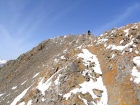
[0,22,140,105]
[92,22,140,105]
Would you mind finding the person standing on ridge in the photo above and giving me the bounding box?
[88,30,91,35]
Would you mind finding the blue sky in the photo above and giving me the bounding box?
[0,0,140,60]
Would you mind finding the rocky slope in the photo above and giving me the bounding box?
[0,22,140,105]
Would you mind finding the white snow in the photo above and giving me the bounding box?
[37,78,52,95]
[0,59,7,64]
[33,72,40,78]
[131,67,140,84]
[78,49,102,74]
[37,67,64,95]
[135,51,139,54]
[27,100,32,105]
[120,40,124,44]
[19,102,25,105]
[60,56,66,59]
[70,78,108,105]
[21,80,27,85]
[135,25,138,28]
[54,58,59,62]
[0,93,4,97]
[133,56,140,67]
[63,49,68,53]
[0,59,7,67]
[104,43,107,47]
[79,96,88,105]
[63,49,108,105]
[11,86,17,90]
[111,54,115,59]
[124,29,129,36]
[77,45,82,49]
[42,98,46,102]
[10,87,30,105]
[106,38,134,52]
[130,48,133,52]
[64,35,67,38]
[96,38,108,44]
[133,44,137,47]
[54,74,62,85]
[107,44,125,51]
[63,88,80,100]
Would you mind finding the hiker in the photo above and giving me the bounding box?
[88,30,91,35]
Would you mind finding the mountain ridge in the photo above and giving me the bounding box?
[0,22,140,105]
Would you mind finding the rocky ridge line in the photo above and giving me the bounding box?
[0,22,140,105]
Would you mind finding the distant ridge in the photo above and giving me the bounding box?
[0,59,7,67]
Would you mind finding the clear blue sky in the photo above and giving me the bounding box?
[0,0,140,60]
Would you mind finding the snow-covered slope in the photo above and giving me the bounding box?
[0,59,7,67]
[0,22,140,105]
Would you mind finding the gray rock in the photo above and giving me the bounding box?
[93,89,103,97]
[123,47,130,52]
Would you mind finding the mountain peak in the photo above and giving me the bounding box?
[0,22,140,105]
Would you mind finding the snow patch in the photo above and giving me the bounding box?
[11,86,17,90]
[60,56,66,59]
[63,88,80,100]
[27,100,32,105]
[10,87,30,105]
[120,40,124,44]
[131,67,140,84]
[19,102,25,105]
[63,49,108,105]
[96,38,108,44]
[21,80,27,85]
[33,72,40,78]
[133,56,140,67]
[0,59,7,67]
[54,74,62,85]
[79,95,88,105]
[106,38,134,51]
[78,49,102,74]
[37,78,52,95]
[124,29,129,36]
[135,51,139,54]
[0,93,4,97]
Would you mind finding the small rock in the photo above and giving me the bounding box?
[93,89,103,97]
[93,78,97,82]
[95,73,102,78]
[85,75,90,82]
[93,98,101,104]
[123,47,130,52]
[91,72,96,77]
[89,62,95,67]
